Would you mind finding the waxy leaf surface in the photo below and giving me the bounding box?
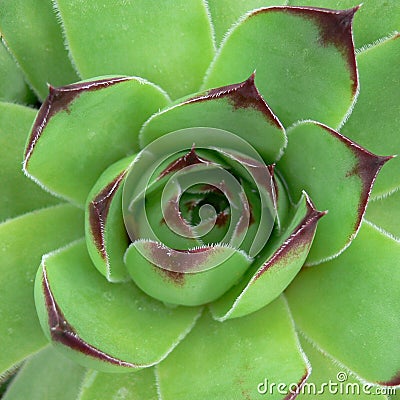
[365,190,400,242]
[0,42,34,104]
[207,0,286,45]
[125,241,252,306]
[85,156,137,282]
[296,338,389,400]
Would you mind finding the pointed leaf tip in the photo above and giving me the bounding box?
[255,192,326,280]
[318,123,394,233]
[193,73,283,130]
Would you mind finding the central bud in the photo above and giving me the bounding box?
[122,128,277,306]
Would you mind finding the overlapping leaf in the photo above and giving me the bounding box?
[204,6,358,127]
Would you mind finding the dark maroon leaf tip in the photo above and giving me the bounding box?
[187,74,283,129]
[318,123,393,231]
[254,193,326,280]
[89,171,127,260]
[24,77,131,166]
[158,146,210,179]
[42,264,138,368]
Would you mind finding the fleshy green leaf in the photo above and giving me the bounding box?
[288,0,400,48]
[125,241,252,306]
[35,240,201,372]
[3,346,85,400]
[297,337,389,399]
[85,155,137,283]
[78,369,158,400]
[140,74,286,164]
[0,41,34,104]
[210,192,325,320]
[341,34,400,198]
[0,0,79,99]
[0,204,84,375]
[278,121,391,264]
[0,102,60,222]
[157,297,310,400]
[24,76,170,207]
[54,0,215,99]
[286,222,400,386]
[365,190,400,242]
[206,0,287,45]
[204,6,358,127]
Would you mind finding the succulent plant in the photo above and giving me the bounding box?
[0,1,399,399]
